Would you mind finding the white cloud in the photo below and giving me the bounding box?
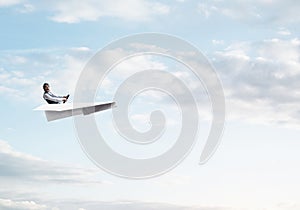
[0,198,47,210]
[93,50,168,98]
[155,174,191,187]
[0,139,99,184]
[197,0,300,24]
[198,2,218,18]
[0,85,19,95]
[0,48,93,103]
[8,198,236,210]
[0,197,299,210]
[1,0,169,23]
[212,40,225,45]
[42,0,170,23]
[3,38,300,129]
[277,28,291,36]
[16,3,35,13]
[113,55,167,77]
[212,38,300,127]
[0,0,22,7]
[274,202,300,210]
[71,47,91,52]
[0,141,298,210]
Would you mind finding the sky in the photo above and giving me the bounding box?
[0,0,300,209]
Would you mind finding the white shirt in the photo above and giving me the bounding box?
[43,91,64,104]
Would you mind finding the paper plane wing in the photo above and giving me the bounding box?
[34,102,116,122]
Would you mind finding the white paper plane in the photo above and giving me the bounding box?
[34,101,116,122]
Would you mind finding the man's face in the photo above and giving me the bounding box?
[44,85,50,92]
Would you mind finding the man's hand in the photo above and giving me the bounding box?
[63,94,69,103]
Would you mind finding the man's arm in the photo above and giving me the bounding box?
[43,92,66,103]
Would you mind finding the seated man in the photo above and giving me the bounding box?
[43,83,69,104]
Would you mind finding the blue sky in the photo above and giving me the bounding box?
[1,0,300,209]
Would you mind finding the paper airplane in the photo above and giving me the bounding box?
[34,102,116,122]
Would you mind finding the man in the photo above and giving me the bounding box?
[43,83,69,104]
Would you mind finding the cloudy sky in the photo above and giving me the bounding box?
[1,0,300,209]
